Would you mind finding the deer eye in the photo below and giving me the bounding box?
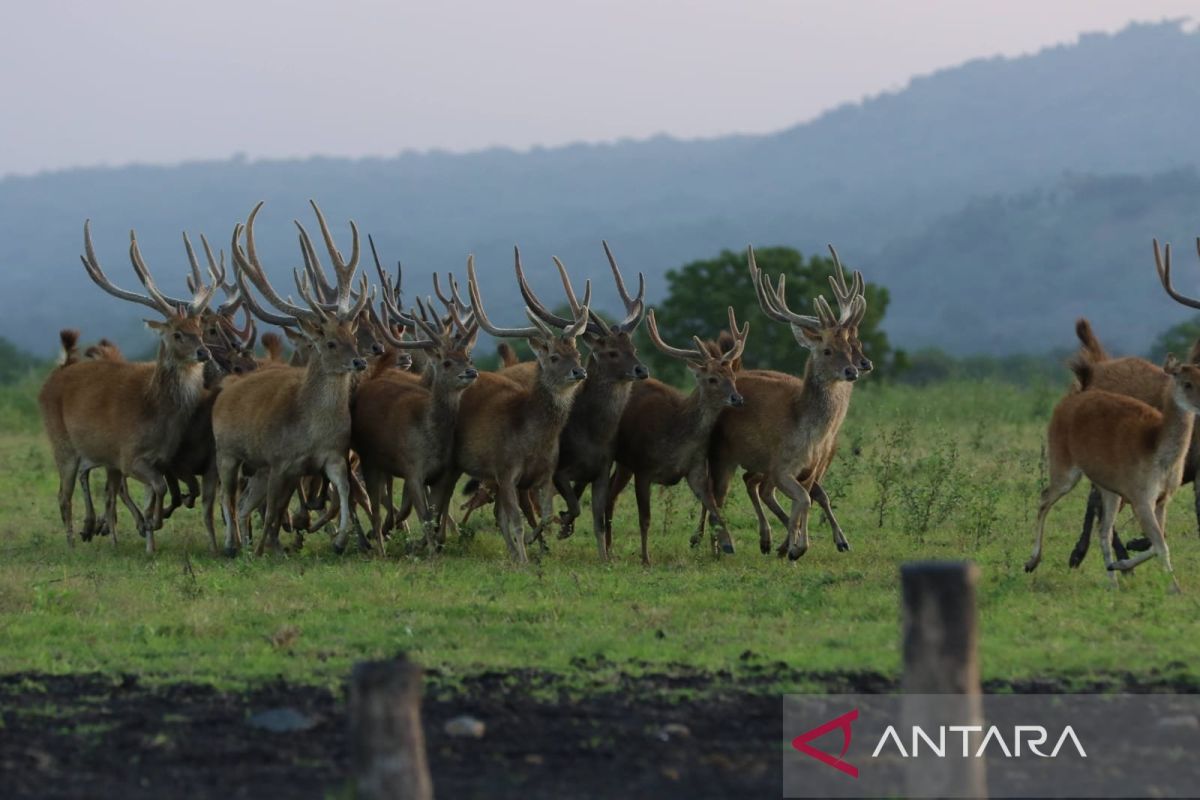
[1186,382,1194,390]
[823,348,832,356]
[609,351,618,358]
[327,341,337,349]
[708,377,718,385]
[173,332,183,341]
[442,360,452,368]
[550,355,560,363]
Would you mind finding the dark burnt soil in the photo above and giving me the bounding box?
[2,665,1197,799]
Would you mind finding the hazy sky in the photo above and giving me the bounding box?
[1,1,1194,177]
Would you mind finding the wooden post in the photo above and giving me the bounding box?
[901,561,986,799]
[348,654,433,800]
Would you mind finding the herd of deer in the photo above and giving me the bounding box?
[34,200,1200,591]
[37,201,869,566]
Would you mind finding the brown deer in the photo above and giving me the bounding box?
[39,222,215,551]
[1028,237,1200,591]
[720,247,869,554]
[447,253,590,562]
[213,200,369,556]
[605,307,748,565]
[353,280,480,552]
[490,243,648,559]
[1065,318,1200,568]
[705,246,863,560]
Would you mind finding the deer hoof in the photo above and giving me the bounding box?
[836,541,850,553]
[97,520,110,537]
[787,545,807,561]
[331,541,346,556]
[1125,537,1152,553]
[1024,558,1039,573]
[759,539,771,555]
[720,541,735,555]
[1068,547,1085,569]
[688,534,702,548]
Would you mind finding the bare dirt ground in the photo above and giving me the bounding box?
[2,666,1195,799]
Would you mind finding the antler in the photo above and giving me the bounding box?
[125,230,215,315]
[645,308,708,363]
[825,244,865,326]
[514,247,598,334]
[466,255,545,338]
[747,245,823,329]
[231,203,324,326]
[303,199,363,319]
[198,234,242,317]
[720,307,750,363]
[81,221,176,316]
[601,240,646,332]
[1154,238,1200,310]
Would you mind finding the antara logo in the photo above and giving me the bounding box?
[791,709,1088,778]
[791,709,860,778]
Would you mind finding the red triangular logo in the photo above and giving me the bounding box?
[791,708,859,778]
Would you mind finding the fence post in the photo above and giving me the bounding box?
[901,561,986,798]
[348,654,433,800]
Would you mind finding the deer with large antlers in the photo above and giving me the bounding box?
[447,253,591,562]
[705,246,863,560]
[605,307,748,564]
[39,222,216,552]
[712,247,870,555]
[1026,238,1200,592]
[212,200,369,556]
[485,243,649,559]
[353,262,480,552]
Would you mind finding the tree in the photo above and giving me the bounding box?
[1149,314,1200,364]
[640,247,898,384]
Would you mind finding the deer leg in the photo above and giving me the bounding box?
[1069,484,1102,569]
[362,465,387,556]
[496,479,529,563]
[589,464,613,561]
[809,482,849,552]
[743,473,773,555]
[237,472,271,548]
[54,454,80,548]
[116,473,147,546]
[256,472,290,556]
[1112,498,1180,593]
[126,460,167,554]
[523,483,553,551]
[607,465,634,546]
[200,467,218,555]
[706,457,736,551]
[554,471,581,542]
[1092,489,1120,587]
[773,472,812,561]
[634,473,652,567]
[1025,465,1082,573]
[406,473,437,552]
[327,459,356,555]
[689,466,732,554]
[102,469,121,547]
[381,476,396,535]
[78,467,98,542]
[217,456,242,556]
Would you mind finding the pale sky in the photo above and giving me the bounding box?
[0,0,1194,177]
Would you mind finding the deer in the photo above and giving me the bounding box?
[715,246,869,554]
[352,275,480,552]
[605,306,749,565]
[212,200,369,556]
[470,243,648,559]
[1026,237,1200,592]
[39,221,216,552]
[446,253,591,562]
[704,246,863,560]
[1066,317,1200,569]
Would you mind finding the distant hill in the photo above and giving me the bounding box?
[2,20,1198,356]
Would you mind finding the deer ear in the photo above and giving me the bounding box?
[296,317,323,340]
[790,322,823,348]
[1186,339,1200,365]
[526,337,549,356]
[460,326,480,352]
[144,319,167,333]
[1165,353,1182,374]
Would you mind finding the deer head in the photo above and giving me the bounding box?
[231,200,369,374]
[81,221,215,366]
[646,306,748,408]
[467,251,589,388]
[516,241,648,384]
[748,245,861,384]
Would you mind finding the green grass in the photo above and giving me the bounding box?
[2,379,1199,690]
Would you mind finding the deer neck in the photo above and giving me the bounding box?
[530,371,582,433]
[1157,382,1196,467]
[794,362,854,433]
[681,388,725,445]
[299,362,354,417]
[426,379,466,443]
[570,366,634,437]
[147,349,205,416]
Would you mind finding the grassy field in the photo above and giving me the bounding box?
[2,377,1198,691]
